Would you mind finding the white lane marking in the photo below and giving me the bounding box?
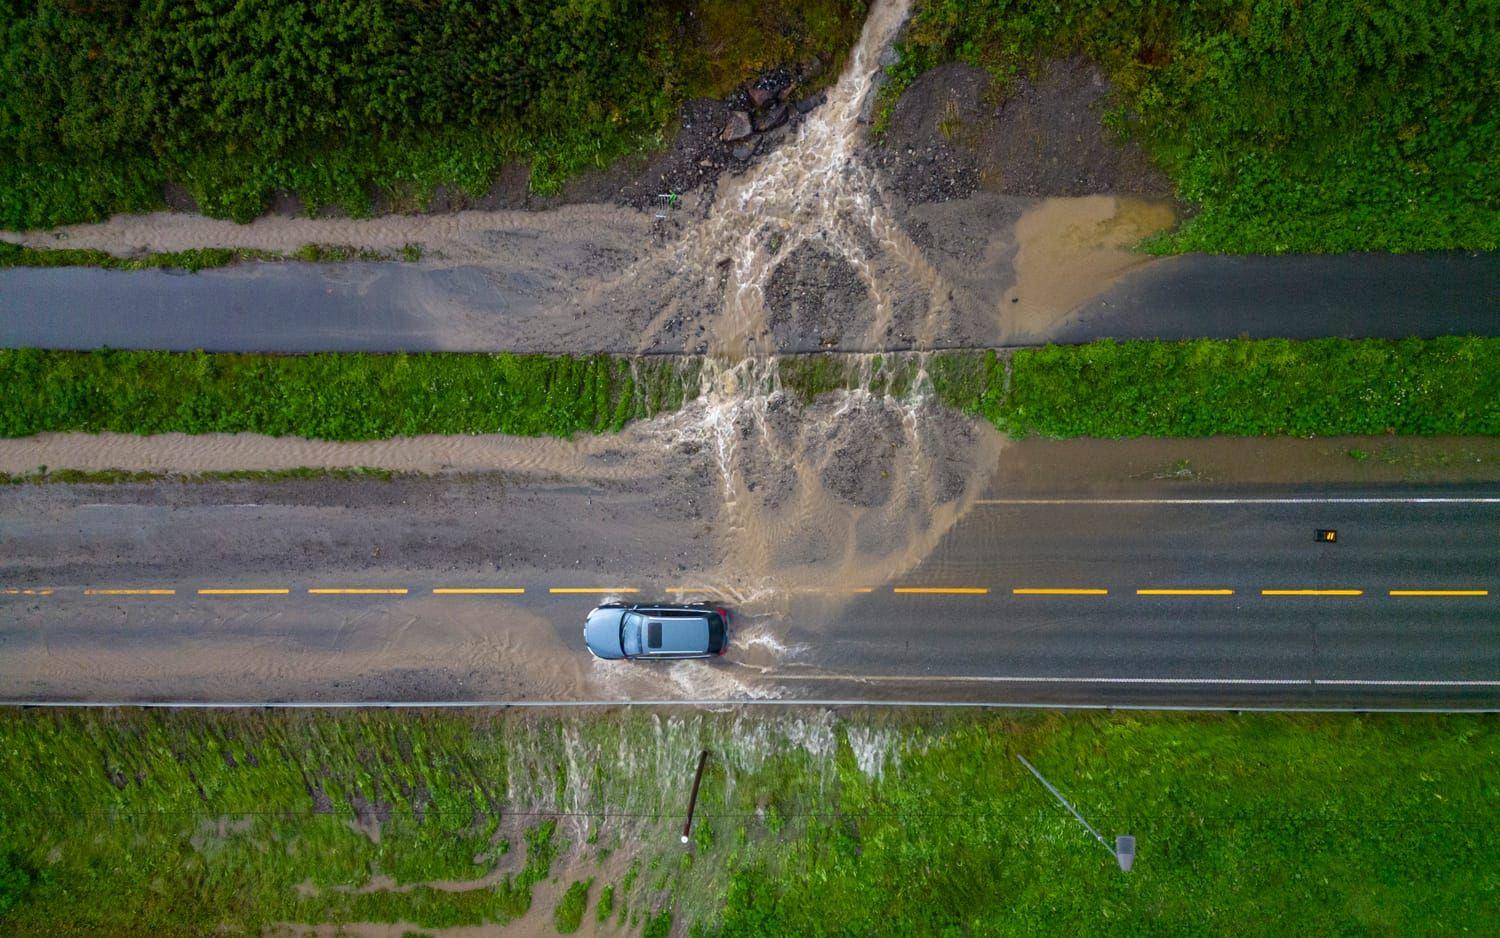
[771,674,1500,687]
[975,497,1500,505]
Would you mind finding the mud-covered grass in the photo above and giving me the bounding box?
[0,0,865,230]
[0,708,1493,934]
[4,340,1495,442]
[0,467,404,485]
[0,241,420,271]
[885,0,1496,253]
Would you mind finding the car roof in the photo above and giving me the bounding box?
[627,610,710,653]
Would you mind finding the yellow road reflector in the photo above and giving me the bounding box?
[309,588,409,595]
[1389,589,1489,597]
[432,587,525,595]
[198,588,290,596]
[1013,588,1109,596]
[550,587,640,594]
[1262,589,1363,597]
[84,588,175,596]
[1136,588,1235,596]
[893,587,990,595]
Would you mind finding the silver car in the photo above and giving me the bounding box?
[583,602,730,660]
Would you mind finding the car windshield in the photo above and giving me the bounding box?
[620,612,644,656]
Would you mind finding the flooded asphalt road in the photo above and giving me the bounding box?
[0,251,1495,352]
[2,474,1495,709]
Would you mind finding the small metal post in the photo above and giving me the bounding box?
[1018,754,1135,872]
[681,749,710,845]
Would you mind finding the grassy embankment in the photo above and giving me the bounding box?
[0,708,1493,934]
[2,339,1496,442]
[883,0,1497,253]
[0,0,865,230]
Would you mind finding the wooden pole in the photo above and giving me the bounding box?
[681,749,710,844]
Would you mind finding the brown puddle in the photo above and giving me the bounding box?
[1001,195,1175,337]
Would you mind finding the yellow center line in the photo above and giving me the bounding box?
[432,587,526,595]
[1137,588,1235,596]
[1389,589,1489,597]
[198,588,290,596]
[3,588,54,596]
[309,588,409,595]
[1014,588,1109,596]
[1262,589,1363,597]
[894,587,990,595]
[794,587,876,594]
[85,588,176,596]
[550,588,640,594]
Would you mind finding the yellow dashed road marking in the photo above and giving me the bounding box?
[1262,589,1363,597]
[3,588,54,596]
[84,589,175,596]
[1389,589,1489,597]
[1137,588,1235,596]
[894,587,990,595]
[550,587,640,594]
[1014,588,1109,596]
[432,587,525,595]
[308,588,409,595]
[198,588,290,596]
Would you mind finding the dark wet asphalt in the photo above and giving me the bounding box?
[1053,252,1500,343]
[1,251,1495,352]
[2,483,1495,708]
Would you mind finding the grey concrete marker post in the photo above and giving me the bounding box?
[1017,754,1135,872]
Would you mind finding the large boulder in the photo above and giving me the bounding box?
[752,103,789,133]
[720,111,753,143]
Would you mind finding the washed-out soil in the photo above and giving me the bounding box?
[876,58,1172,204]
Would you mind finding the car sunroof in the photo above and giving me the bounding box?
[647,621,663,649]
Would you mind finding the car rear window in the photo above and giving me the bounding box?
[647,621,663,649]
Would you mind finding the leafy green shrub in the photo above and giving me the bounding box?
[888,0,1498,253]
[0,852,34,918]
[0,0,864,230]
[552,879,592,933]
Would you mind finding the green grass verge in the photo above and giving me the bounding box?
[0,350,699,439]
[0,709,1492,934]
[3,340,1495,442]
[1,1,865,230]
[931,338,1500,437]
[884,0,1497,253]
